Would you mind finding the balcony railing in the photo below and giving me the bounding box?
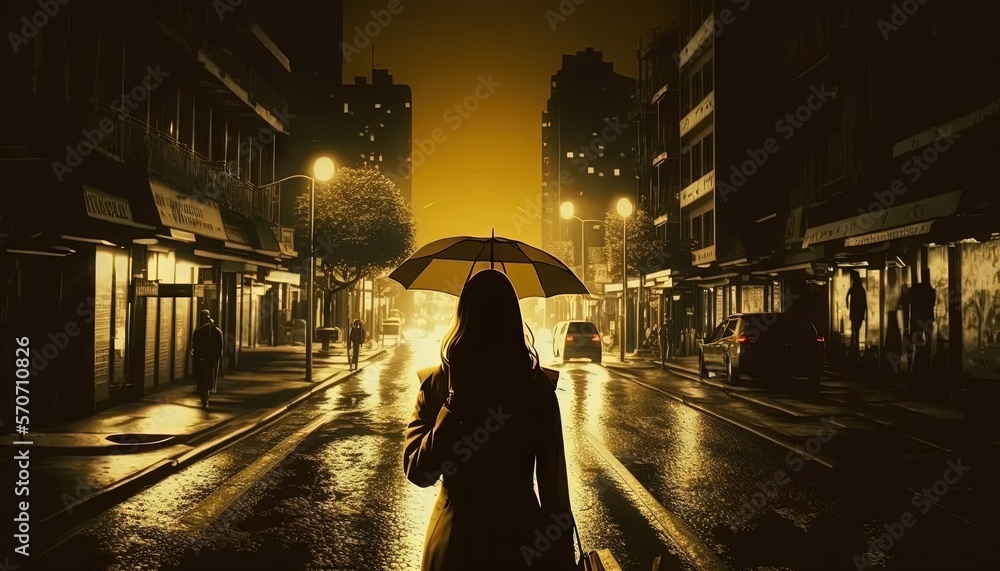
[198,41,290,133]
[91,102,278,223]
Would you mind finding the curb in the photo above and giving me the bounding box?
[5,348,390,456]
[34,348,392,557]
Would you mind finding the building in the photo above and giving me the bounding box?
[0,0,299,427]
[672,0,791,347]
[789,0,1000,390]
[541,48,637,329]
[627,26,686,354]
[667,0,1000,394]
[332,70,414,206]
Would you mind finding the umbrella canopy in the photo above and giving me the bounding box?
[388,232,590,299]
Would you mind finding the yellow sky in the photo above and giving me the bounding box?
[342,0,672,249]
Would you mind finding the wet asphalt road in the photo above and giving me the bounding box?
[31,336,999,571]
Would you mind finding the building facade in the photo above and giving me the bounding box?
[0,0,300,428]
[656,0,1000,393]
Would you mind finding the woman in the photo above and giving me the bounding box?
[403,269,576,570]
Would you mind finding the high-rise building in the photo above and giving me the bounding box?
[541,48,637,326]
[332,70,414,205]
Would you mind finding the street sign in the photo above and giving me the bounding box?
[131,278,159,298]
[157,283,205,298]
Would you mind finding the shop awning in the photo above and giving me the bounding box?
[265,270,301,285]
[150,181,228,241]
[83,185,157,230]
[250,219,282,257]
[802,190,961,248]
[221,212,254,252]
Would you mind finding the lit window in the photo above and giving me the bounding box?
[360,153,366,158]
[614,169,621,176]
[543,142,547,147]
[379,123,384,127]
[566,152,573,158]
[378,154,383,161]
[370,155,375,161]
[358,132,364,137]
[405,102,411,108]
[587,167,594,174]
[370,134,375,141]
[344,103,349,113]
[578,153,584,158]
[599,153,604,157]
[592,132,598,136]
[599,172,604,177]
[552,81,557,87]
[387,109,391,114]
[620,152,626,158]
[375,103,381,109]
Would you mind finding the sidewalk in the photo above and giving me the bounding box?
[6,342,390,551]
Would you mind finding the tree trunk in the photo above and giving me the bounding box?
[322,274,333,327]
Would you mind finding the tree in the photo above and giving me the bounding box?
[602,201,665,282]
[550,240,576,269]
[294,166,416,326]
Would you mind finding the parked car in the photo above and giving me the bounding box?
[552,321,602,364]
[699,313,825,383]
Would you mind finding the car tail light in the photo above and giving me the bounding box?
[736,333,755,344]
[816,335,825,344]
[565,335,574,341]
[591,334,600,343]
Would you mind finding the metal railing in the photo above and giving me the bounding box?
[199,41,290,131]
[91,102,278,222]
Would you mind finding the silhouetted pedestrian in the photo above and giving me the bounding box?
[908,267,936,378]
[403,269,575,570]
[846,271,867,362]
[191,309,223,408]
[659,317,671,368]
[349,319,365,370]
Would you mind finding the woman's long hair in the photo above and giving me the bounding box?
[439,269,540,388]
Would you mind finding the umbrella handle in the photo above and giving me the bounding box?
[490,228,495,269]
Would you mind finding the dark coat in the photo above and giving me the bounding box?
[403,364,575,571]
[191,322,223,392]
[349,325,366,347]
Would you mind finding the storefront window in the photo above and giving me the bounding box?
[742,285,765,313]
[961,240,1000,379]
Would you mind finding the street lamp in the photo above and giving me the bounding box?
[259,156,335,381]
[616,197,633,362]
[560,201,602,320]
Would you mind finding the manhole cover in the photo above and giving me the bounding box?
[106,433,175,446]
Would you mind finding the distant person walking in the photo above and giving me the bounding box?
[191,309,223,408]
[846,271,868,361]
[659,317,671,369]
[349,319,366,370]
[908,267,937,378]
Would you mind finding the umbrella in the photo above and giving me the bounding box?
[388,230,590,298]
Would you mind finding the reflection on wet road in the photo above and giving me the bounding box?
[34,338,996,570]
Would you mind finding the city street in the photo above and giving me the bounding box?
[28,337,998,571]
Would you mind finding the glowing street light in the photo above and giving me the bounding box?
[617,197,633,362]
[561,200,602,320]
[259,156,336,381]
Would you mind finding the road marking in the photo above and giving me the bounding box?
[584,430,729,571]
[179,411,335,531]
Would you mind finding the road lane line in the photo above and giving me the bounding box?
[179,411,336,531]
[583,430,729,571]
